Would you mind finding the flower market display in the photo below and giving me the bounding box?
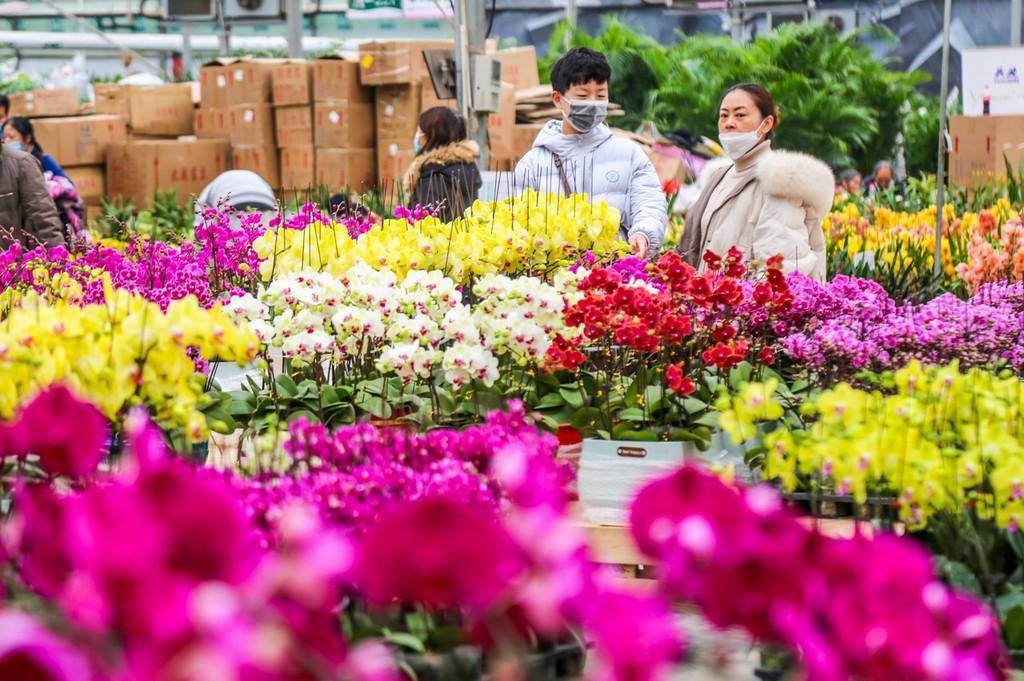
[2,178,1024,681]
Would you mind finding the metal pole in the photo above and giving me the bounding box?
[565,0,577,50]
[934,0,952,279]
[455,0,489,168]
[181,24,193,78]
[1014,0,1022,45]
[37,0,169,79]
[217,0,230,56]
[285,0,304,59]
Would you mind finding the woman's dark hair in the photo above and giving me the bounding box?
[417,107,467,153]
[6,116,44,160]
[720,83,778,139]
[550,48,611,95]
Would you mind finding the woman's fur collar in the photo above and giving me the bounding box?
[756,150,835,218]
[402,140,480,197]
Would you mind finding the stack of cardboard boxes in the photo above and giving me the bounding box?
[33,115,127,215]
[11,88,120,220]
[358,40,454,189]
[310,56,376,195]
[95,80,229,209]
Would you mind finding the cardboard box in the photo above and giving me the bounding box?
[513,124,544,159]
[358,40,453,86]
[950,115,1024,187]
[225,59,278,107]
[199,59,235,109]
[33,115,127,167]
[377,138,414,189]
[94,83,129,119]
[194,108,230,139]
[315,148,376,191]
[272,61,313,106]
[126,83,195,136]
[487,82,517,161]
[314,100,375,149]
[279,146,315,191]
[10,89,80,118]
[275,105,314,148]
[376,84,421,140]
[232,145,280,189]
[229,103,276,147]
[66,165,105,205]
[495,46,540,91]
[106,138,229,208]
[313,56,372,103]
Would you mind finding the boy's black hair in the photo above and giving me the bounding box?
[0,94,9,115]
[550,48,611,95]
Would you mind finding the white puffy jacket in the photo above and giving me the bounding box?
[513,121,668,253]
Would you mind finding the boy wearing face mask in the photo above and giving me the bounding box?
[513,48,666,258]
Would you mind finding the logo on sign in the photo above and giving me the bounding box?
[995,66,1020,84]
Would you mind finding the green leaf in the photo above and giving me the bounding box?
[1005,606,1024,650]
[998,589,1024,619]
[683,397,708,413]
[382,630,427,654]
[570,406,603,430]
[286,409,320,424]
[203,407,237,434]
[559,387,585,409]
[934,555,983,596]
[617,407,647,422]
[611,425,658,442]
[694,412,720,428]
[275,374,299,398]
[534,392,567,410]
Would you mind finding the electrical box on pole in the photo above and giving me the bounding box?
[472,54,502,113]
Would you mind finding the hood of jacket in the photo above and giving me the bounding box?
[756,150,835,218]
[531,119,615,157]
[403,140,480,197]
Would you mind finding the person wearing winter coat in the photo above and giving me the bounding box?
[0,141,65,250]
[677,83,833,281]
[403,107,482,222]
[514,48,667,257]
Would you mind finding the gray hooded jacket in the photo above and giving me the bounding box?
[513,121,667,253]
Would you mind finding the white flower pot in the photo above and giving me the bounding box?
[578,438,698,525]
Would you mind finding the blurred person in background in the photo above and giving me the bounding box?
[514,47,666,257]
[4,117,68,179]
[403,107,482,222]
[838,169,862,198]
[0,94,10,129]
[865,160,901,197]
[677,83,833,281]
[0,138,65,249]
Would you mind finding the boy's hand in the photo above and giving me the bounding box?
[629,233,649,258]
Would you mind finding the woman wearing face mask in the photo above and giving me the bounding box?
[4,117,68,179]
[677,84,833,280]
[402,107,482,222]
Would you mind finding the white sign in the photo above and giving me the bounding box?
[962,47,1024,115]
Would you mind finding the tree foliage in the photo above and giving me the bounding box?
[543,20,938,174]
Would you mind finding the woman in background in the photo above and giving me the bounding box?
[677,83,833,281]
[4,117,68,179]
[403,107,482,222]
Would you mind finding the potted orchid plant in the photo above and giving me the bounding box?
[535,248,794,521]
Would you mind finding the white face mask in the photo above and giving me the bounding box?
[719,122,767,160]
[564,99,608,133]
